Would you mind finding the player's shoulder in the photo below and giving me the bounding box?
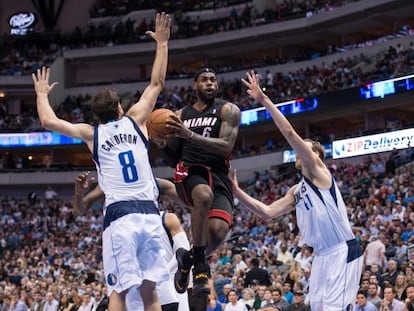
[218,100,241,123]
[217,99,240,112]
[214,98,236,108]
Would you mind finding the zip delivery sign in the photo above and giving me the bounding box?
[332,128,413,159]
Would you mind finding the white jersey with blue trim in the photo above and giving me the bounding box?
[294,175,355,253]
[93,116,159,212]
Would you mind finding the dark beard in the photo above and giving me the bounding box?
[197,89,216,105]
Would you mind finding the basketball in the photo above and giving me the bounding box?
[146,108,176,140]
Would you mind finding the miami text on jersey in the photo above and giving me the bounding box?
[183,116,218,128]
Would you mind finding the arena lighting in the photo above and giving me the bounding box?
[240,97,318,126]
[360,73,414,100]
[0,91,5,98]
[0,132,83,147]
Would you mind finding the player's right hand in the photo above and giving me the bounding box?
[75,171,95,195]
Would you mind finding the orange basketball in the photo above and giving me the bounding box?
[146,108,176,140]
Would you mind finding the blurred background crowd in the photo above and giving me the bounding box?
[0,0,414,310]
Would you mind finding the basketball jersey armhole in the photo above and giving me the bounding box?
[125,115,149,148]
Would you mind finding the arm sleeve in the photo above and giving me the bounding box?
[168,231,191,272]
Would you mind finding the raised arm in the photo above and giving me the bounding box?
[167,102,241,156]
[242,71,329,183]
[127,12,171,126]
[33,67,94,148]
[231,170,296,219]
[73,172,104,216]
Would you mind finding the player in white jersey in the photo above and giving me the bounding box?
[126,210,191,311]
[74,173,190,311]
[231,71,363,311]
[33,12,172,311]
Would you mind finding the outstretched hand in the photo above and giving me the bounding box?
[230,169,240,192]
[241,70,266,102]
[146,12,171,44]
[32,67,58,95]
[75,171,95,195]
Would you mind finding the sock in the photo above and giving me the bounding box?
[193,246,206,266]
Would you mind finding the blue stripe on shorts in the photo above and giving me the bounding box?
[104,200,159,230]
[346,239,363,263]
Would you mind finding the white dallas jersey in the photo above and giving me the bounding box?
[93,116,159,211]
[294,175,354,253]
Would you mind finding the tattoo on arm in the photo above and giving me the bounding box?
[219,103,241,147]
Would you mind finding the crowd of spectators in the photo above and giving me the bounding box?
[0,36,413,171]
[1,0,373,77]
[1,37,413,141]
[0,146,413,310]
[90,0,252,18]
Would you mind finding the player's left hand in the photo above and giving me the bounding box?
[32,66,58,95]
[165,114,193,140]
[241,70,266,102]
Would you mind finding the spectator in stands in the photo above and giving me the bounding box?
[359,278,370,294]
[91,290,108,311]
[364,234,386,271]
[9,290,28,311]
[244,258,271,287]
[44,186,58,200]
[30,291,45,311]
[57,294,73,311]
[224,290,247,311]
[380,286,404,311]
[394,274,407,301]
[401,222,414,243]
[266,288,289,311]
[383,258,400,286]
[287,289,309,311]
[367,283,382,309]
[355,290,377,311]
[218,284,233,305]
[282,282,294,305]
[239,288,255,311]
[252,285,267,311]
[234,254,248,275]
[276,242,294,266]
[69,293,82,311]
[78,293,93,311]
[43,291,59,311]
[403,283,414,311]
[294,246,312,272]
